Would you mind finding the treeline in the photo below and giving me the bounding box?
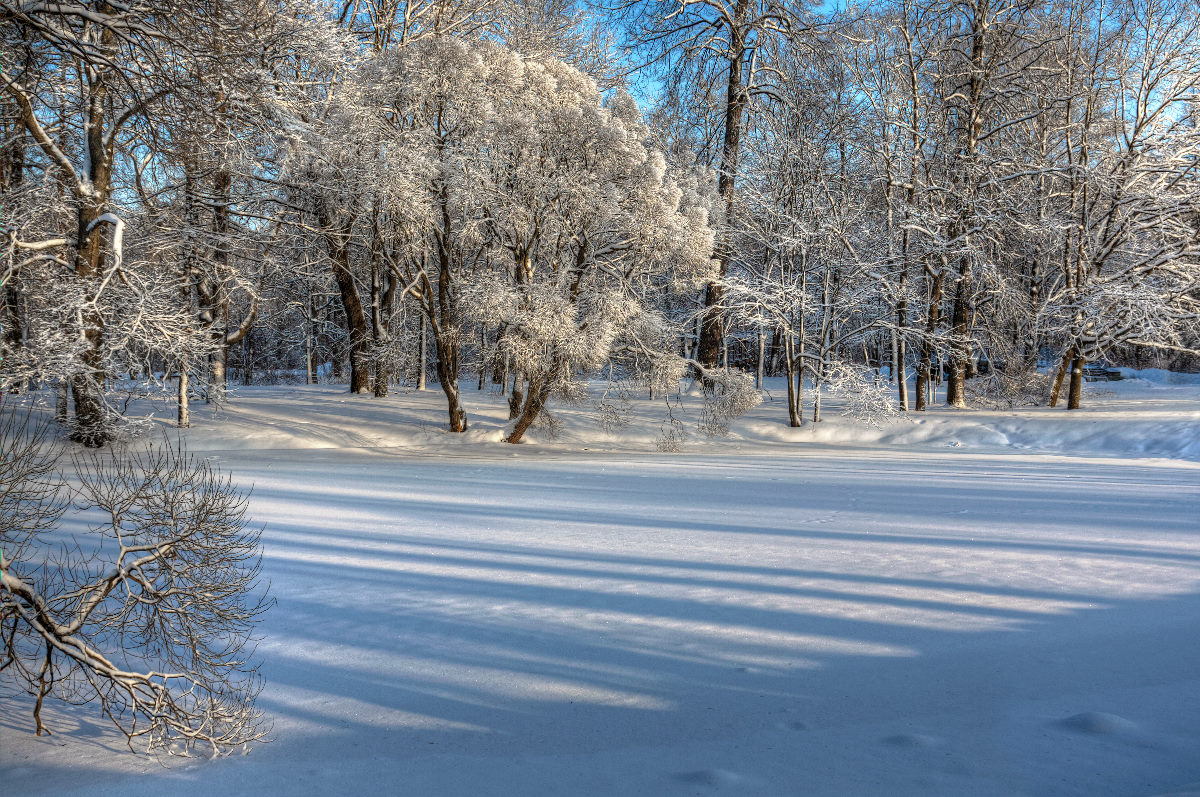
[2,0,1198,445]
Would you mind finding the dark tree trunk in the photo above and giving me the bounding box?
[697,0,752,369]
[946,269,970,408]
[915,271,943,412]
[508,375,524,420]
[371,259,394,398]
[505,381,548,444]
[1067,356,1084,410]
[70,196,112,446]
[2,283,24,393]
[433,326,467,432]
[785,339,802,428]
[318,205,371,394]
[427,194,467,431]
[1049,348,1074,408]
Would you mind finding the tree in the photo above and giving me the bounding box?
[0,412,273,755]
[610,0,818,371]
[466,57,717,442]
[1042,0,1200,408]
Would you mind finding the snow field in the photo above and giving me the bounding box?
[2,375,1199,796]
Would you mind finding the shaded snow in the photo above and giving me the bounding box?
[3,374,1199,796]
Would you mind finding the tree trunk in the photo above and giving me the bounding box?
[755,329,765,389]
[55,382,68,423]
[813,370,823,424]
[508,374,524,420]
[1066,356,1084,410]
[318,205,371,394]
[426,208,467,430]
[895,307,909,411]
[305,325,314,386]
[433,329,467,432]
[1,283,24,393]
[915,271,943,412]
[946,272,970,408]
[505,371,557,444]
[784,336,801,428]
[371,260,393,398]
[478,324,487,391]
[697,0,752,370]
[209,324,228,404]
[177,367,190,428]
[242,337,253,386]
[417,313,427,391]
[1049,348,1074,408]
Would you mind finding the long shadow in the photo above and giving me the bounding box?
[5,451,1200,797]
[260,525,1092,622]
[250,482,1200,564]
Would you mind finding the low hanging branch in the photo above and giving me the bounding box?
[0,414,274,757]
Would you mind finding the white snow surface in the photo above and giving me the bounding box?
[3,373,1200,796]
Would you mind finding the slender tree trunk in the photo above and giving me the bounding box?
[1,283,23,393]
[946,273,970,408]
[309,294,320,384]
[755,329,765,389]
[242,337,253,386]
[697,0,752,370]
[428,198,467,430]
[432,323,466,432]
[305,325,314,386]
[1049,348,1074,408]
[813,370,823,424]
[55,381,68,423]
[896,306,909,411]
[318,205,371,394]
[417,313,427,391]
[784,335,801,428]
[509,374,524,420]
[177,367,190,428]
[915,270,943,412]
[477,324,487,391]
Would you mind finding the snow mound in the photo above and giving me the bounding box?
[674,769,760,788]
[882,733,943,748]
[1147,784,1200,797]
[1058,711,1140,735]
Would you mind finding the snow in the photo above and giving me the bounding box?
[3,373,1200,796]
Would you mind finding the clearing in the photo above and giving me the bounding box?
[3,373,1199,796]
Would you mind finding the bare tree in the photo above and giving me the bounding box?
[608,0,819,371]
[1,413,273,756]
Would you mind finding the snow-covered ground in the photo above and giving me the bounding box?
[3,373,1200,796]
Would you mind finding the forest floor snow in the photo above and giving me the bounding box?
[3,372,1200,796]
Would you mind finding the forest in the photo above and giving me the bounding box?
[3,0,1197,447]
[4,3,1200,793]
